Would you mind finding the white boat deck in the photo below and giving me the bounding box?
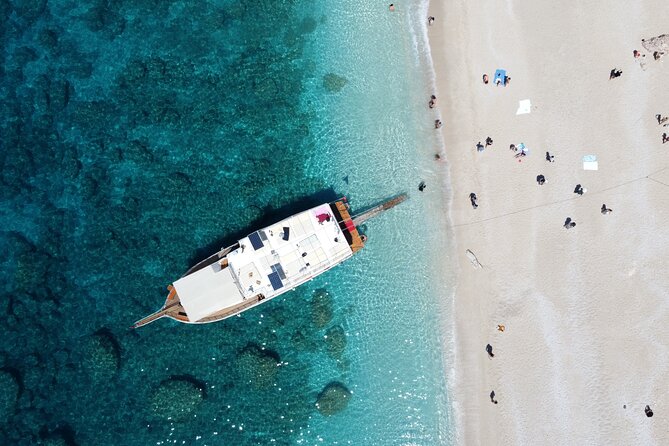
[228,203,353,299]
[174,203,353,322]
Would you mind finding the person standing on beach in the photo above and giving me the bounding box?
[434,119,442,129]
[537,174,546,185]
[645,405,654,417]
[486,344,494,358]
[546,151,555,162]
[564,217,576,229]
[485,137,493,147]
[428,16,435,25]
[490,390,498,404]
[429,95,437,108]
[662,133,668,144]
[469,193,478,209]
[476,141,484,152]
[574,184,584,195]
[601,204,613,214]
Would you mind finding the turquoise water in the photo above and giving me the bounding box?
[0,0,453,444]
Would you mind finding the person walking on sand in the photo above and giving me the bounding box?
[476,141,484,152]
[486,343,494,358]
[645,405,654,417]
[609,68,622,79]
[485,137,493,146]
[574,184,585,195]
[663,133,668,144]
[429,95,437,108]
[657,114,669,125]
[428,16,435,25]
[435,119,442,129]
[490,390,498,404]
[564,217,576,229]
[546,151,555,162]
[601,204,613,214]
[469,193,478,209]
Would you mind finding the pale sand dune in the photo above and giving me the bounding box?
[427,0,669,444]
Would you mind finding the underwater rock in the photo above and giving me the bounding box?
[81,330,121,381]
[290,330,318,352]
[315,382,351,416]
[310,288,333,328]
[39,424,79,446]
[300,17,317,34]
[236,344,280,390]
[10,0,47,24]
[324,325,347,358]
[323,73,348,93]
[38,29,60,52]
[85,1,126,38]
[48,78,73,112]
[0,370,20,421]
[150,377,205,421]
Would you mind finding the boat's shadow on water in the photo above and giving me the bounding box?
[186,188,341,267]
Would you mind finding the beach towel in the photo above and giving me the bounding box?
[582,155,598,170]
[516,99,531,115]
[493,69,506,86]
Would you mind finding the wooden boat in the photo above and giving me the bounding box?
[132,194,407,328]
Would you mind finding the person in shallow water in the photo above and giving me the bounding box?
[418,181,426,192]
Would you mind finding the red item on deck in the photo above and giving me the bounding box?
[344,218,355,233]
[317,213,331,224]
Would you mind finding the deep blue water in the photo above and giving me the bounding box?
[1,0,453,444]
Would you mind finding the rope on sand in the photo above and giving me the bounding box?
[451,166,669,228]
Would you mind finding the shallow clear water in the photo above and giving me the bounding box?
[0,0,453,444]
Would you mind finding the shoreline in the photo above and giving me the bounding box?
[428,0,669,444]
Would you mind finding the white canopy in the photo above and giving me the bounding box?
[174,264,244,322]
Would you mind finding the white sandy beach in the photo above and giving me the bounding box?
[428,0,669,444]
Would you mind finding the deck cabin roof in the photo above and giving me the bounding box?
[174,263,244,322]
